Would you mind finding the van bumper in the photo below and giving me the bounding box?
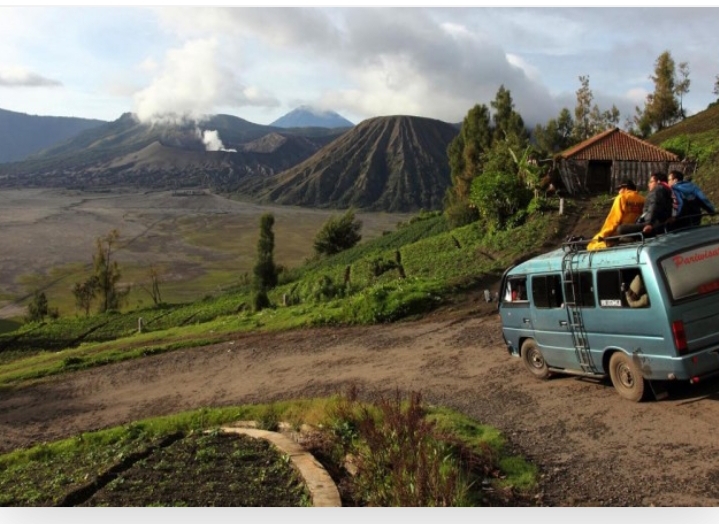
[660,348,719,382]
[687,366,719,385]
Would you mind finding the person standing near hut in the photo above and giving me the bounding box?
[586,177,645,250]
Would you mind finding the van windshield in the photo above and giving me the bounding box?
[660,241,719,301]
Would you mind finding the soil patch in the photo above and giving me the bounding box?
[73,431,310,507]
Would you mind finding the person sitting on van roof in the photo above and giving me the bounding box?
[625,274,649,308]
[617,172,674,239]
[668,170,716,229]
[587,178,645,250]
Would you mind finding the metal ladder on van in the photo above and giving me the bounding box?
[561,249,598,374]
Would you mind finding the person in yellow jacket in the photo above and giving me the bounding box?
[586,178,646,250]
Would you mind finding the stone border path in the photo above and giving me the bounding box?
[221,426,342,507]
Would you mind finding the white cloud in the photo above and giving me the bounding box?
[132,37,279,125]
[0,66,61,87]
[506,54,541,82]
[2,7,719,127]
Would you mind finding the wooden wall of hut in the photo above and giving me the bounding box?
[559,159,697,195]
[558,159,588,195]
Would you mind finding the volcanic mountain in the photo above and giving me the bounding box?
[239,115,459,212]
[0,113,347,191]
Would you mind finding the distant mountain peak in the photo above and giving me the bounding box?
[270,107,354,129]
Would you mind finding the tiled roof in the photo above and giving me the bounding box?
[557,127,679,162]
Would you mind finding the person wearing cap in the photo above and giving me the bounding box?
[586,177,645,250]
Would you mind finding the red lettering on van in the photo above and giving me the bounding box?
[672,246,719,268]
[698,279,719,294]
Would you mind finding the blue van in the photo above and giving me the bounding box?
[498,218,719,401]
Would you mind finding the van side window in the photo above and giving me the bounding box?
[503,277,528,304]
[531,274,564,308]
[597,269,650,308]
[563,271,595,308]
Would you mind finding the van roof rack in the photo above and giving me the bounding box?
[562,231,648,253]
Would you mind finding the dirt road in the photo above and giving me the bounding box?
[2,301,719,507]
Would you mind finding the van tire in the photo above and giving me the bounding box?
[521,339,551,380]
[608,352,646,402]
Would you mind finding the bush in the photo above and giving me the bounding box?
[326,390,481,506]
[444,202,479,229]
[314,210,363,256]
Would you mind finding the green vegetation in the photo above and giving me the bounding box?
[0,205,569,386]
[252,213,278,311]
[0,392,537,506]
[313,209,363,256]
[648,103,719,204]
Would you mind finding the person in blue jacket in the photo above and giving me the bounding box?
[668,170,716,228]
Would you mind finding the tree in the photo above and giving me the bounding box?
[446,103,492,202]
[714,74,719,97]
[468,137,533,232]
[92,229,128,313]
[26,291,49,322]
[490,85,529,146]
[634,51,682,135]
[675,61,691,119]
[252,213,277,311]
[572,75,621,142]
[72,277,98,316]
[314,209,363,256]
[533,107,575,157]
[139,265,163,306]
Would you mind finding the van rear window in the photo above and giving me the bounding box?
[660,241,719,301]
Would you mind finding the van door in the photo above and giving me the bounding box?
[530,273,578,370]
[499,275,532,353]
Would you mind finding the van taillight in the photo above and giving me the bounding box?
[672,320,688,353]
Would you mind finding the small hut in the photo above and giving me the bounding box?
[555,127,694,195]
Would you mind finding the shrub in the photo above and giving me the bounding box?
[444,201,479,229]
[314,210,363,256]
[326,390,480,506]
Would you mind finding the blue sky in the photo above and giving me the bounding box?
[2,5,719,128]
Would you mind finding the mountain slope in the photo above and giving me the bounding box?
[270,106,354,128]
[0,108,106,163]
[240,115,459,212]
[0,113,347,191]
[647,103,719,203]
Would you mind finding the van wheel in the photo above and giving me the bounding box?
[521,339,550,380]
[608,352,646,402]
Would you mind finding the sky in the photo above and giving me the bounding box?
[2,4,719,129]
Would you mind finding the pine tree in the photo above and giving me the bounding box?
[491,85,528,145]
[447,103,492,202]
[635,51,683,135]
[252,213,277,311]
[533,108,575,157]
[572,76,620,142]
